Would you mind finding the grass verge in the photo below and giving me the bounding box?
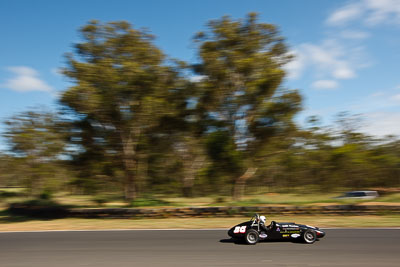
[2,190,399,209]
[0,214,399,232]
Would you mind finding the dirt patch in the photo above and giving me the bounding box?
[1,215,399,232]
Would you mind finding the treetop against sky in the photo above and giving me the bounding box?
[0,0,400,146]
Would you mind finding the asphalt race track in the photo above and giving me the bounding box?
[0,229,399,267]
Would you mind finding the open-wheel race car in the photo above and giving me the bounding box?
[228,214,325,245]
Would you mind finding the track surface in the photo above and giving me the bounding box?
[0,229,399,267]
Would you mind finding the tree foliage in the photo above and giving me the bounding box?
[193,13,302,199]
[60,21,186,201]
[2,110,65,195]
[1,15,399,201]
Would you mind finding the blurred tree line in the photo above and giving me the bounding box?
[1,14,399,201]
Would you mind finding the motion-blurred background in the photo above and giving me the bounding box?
[0,0,399,215]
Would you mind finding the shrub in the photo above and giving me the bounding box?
[129,197,170,207]
[93,196,108,207]
[8,199,69,218]
[39,190,53,200]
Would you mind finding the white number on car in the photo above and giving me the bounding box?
[234,226,247,233]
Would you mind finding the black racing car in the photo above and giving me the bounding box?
[228,214,325,245]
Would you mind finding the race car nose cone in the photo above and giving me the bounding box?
[316,230,326,238]
[228,227,234,237]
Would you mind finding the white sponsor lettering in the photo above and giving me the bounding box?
[291,234,300,238]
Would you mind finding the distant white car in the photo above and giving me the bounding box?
[336,191,379,200]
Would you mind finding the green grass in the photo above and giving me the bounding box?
[373,193,400,203]
[1,188,399,209]
[50,192,400,207]
[164,193,397,207]
[1,188,399,231]
[227,196,367,206]
[218,192,400,206]
[129,197,172,207]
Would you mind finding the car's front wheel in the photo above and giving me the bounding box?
[245,229,259,245]
[302,230,317,244]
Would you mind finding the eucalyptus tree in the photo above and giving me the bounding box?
[194,13,302,199]
[61,21,185,201]
[3,110,65,195]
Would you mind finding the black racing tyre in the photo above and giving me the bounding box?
[245,229,259,245]
[302,230,317,244]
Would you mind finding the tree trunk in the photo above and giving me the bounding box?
[233,167,257,201]
[182,185,193,198]
[182,164,194,198]
[121,131,139,202]
[182,154,205,197]
[124,160,137,202]
[136,151,148,196]
[28,159,40,196]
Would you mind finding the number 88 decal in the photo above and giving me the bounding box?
[233,226,247,233]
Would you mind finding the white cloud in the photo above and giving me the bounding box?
[362,112,400,137]
[303,41,358,80]
[286,40,365,88]
[284,49,306,79]
[285,2,377,87]
[345,90,400,137]
[189,75,206,83]
[327,0,400,26]
[333,67,355,79]
[348,90,400,112]
[3,66,53,93]
[327,3,363,26]
[340,29,370,39]
[364,0,400,25]
[312,80,338,90]
[391,93,400,102]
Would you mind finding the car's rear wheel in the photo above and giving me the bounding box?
[245,229,259,245]
[302,230,317,244]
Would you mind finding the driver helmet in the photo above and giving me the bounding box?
[260,215,266,224]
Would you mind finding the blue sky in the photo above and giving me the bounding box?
[1,0,400,148]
